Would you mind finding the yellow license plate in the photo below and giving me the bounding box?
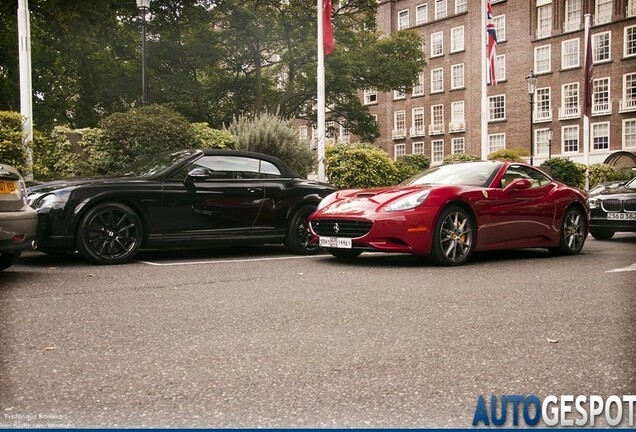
[0,180,17,194]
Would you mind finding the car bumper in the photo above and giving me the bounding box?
[0,208,38,252]
[589,217,636,232]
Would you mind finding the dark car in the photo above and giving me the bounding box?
[588,176,636,240]
[28,149,335,264]
[0,163,38,271]
[310,161,589,266]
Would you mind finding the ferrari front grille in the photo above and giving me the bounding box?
[311,219,373,238]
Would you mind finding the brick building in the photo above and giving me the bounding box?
[311,0,636,167]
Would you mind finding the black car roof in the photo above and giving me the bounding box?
[197,149,300,178]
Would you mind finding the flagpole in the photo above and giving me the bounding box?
[18,0,34,181]
[583,13,591,191]
[317,0,326,182]
[480,0,488,161]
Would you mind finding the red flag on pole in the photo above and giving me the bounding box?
[323,0,333,55]
[486,0,497,86]
[583,23,593,117]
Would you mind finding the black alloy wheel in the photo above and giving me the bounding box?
[551,206,587,255]
[285,204,321,255]
[430,205,475,266]
[589,227,615,240]
[76,202,143,265]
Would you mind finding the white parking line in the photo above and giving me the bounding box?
[606,263,636,273]
[137,254,324,266]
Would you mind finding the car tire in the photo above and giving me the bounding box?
[551,206,587,255]
[589,227,615,241]
[284,204,321,255]
[0,251,21,271]
[429,205,474,266]
[76,202,143,265]
[326,248,362,260]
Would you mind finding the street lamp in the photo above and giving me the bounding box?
[547,127,553,160]
[526,70,538,165]
[136,0,151,105]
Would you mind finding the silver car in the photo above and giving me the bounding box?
[0,164,38,271]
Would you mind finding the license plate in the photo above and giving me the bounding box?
[0,180,17,194]
[319,236,352,249]
[607,213,636,220]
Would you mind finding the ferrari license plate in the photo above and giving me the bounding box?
[0,180,17,194]
[319,236,352,249]
[607,213,636,220]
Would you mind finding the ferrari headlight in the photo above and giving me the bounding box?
[317,192,337,210]
[385,190,430,212]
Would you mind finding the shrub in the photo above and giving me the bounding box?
[191,123,234,149]
[488,147,529,162]
[395,153,430,182]
[443,152,481,164]
[588,163,633,189]
[326,143,399,189]
[541,157,586,189]
[0,111,29,173]
[227,112,316,178]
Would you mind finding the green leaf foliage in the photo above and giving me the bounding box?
[443,152,481,164]
[487,147,529,162]
[227,112,316,178]
[540,157,586,189]
[395,153,430,182]
[0,111,26,171]
[191,123,234,149]
[326,143,399,189]
[588,163,633,189]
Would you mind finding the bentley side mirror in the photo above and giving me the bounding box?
[184,167,211,186]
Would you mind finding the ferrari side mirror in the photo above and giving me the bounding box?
[504,178,532,193]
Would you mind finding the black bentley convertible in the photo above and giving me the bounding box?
[28,149,335,264]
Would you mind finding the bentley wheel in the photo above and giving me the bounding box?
[430,205,474,266]
[0,251,21,271]
[326,248,362,260]
[552,206,586,255]
[76,202,143,265]
[589,227,615,241]
[285,204,321,255]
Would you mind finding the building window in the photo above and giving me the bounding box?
[592,32,611,63]
[450,26,464,53]
[339,125,350,143]
[560,82,580,119]
[435,0,447,20]
[431,68,444,93]
[451,64,464,89]
[564,0,581,32]
[450,101,465,132]
[534,45,551,73]
[413,141,425,154]
[488,95,506,122]
[412,72,424,96]
[495,55,506,82]
[622,73,636,112]
[451,137,465,154]
[432,139,445,164]
[561,39,579,69]
[363,88,377,105]
[398,10,410,30]
[299,125,308,141]
[625,25,636,58]
[624,119,636,149]
[411,107,425,137]
[431,32,443,57]
[394,89,406,100]
[394,143,407,159]
[488,133,506,154]
[430,104,444,134]
[628,0,636,17]
[393,110,406,139]
[536,128,551,156]
[416,4,428,25]
[594,0,612,25]
[562,125,579,153]
[592,122,610,151]
[537,3,552,38]
[455,0,467,14]
[535,87,552,121]
[592,77,611,115]
[494,15,506,42]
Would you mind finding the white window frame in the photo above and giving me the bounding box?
[394,143,407,160]
[625,25,636,58]
[412,72,425,96]
[431,68,444,93]
[535,87,552,122]
[393,110,406,139]
[451,137,465,154]
[534,45,551,73]
[451,64,465,89]
[363,89,377,105]
[435,0,447,20]
[398,9,410,30]
[622,72,636,112]
[623,119,636,150]
[562,125,579,154]
[430,104,444,135]
[594,0,612,25]
[488,133,506,154]
[488,94,506,122]
[415,4,428,25]
[413,141,425,154]
[431,139,445,164]
[560,82,580,119]
[591,122,610,151]
[561,38,579,69]
[450,26,464,53]
[394,89,406,100]
[455,0,467,14]
[495,54,506,82]
[450,101,465,132]
[592,32,611,63]
[494,15,506,42]
[564,0,581,32]
[535,128,552,156]
[537,3,552,38]
[431,31,444,58]
[592,77,611,115]
[411,107,425,137]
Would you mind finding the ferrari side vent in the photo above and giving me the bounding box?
[311,219,373,238]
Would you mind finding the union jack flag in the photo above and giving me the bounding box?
[486,0,498,86]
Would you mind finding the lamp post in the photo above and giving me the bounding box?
[547,127,553,160]
[136,0,151,105]
[526,70,538,165]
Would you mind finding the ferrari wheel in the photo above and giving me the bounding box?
[0,251,21,271]
[552,206,586,255]
[285,204,321,255]
[326,248,362,260]
[76,202,143,265]
[430,206,474,266]
[589,227,614,240]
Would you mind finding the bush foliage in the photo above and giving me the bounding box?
[588,163,632,189]
[540,157,586,189]
[488,147,529,162]
[326,143,400,189]
[395,153,430,181]
[443,153,481,164]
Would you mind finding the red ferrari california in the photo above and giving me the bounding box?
[309,161,589,266]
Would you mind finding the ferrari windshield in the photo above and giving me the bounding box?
[115,149,200,177]
[402,161,504,187]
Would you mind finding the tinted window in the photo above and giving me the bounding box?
[260,160,281,178]
[499,165,552,188]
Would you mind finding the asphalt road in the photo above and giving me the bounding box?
[0,235,635,428]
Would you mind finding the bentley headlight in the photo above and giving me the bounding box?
[385,190,430,212]
[30,193,57,210]
[317,192,337,210]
